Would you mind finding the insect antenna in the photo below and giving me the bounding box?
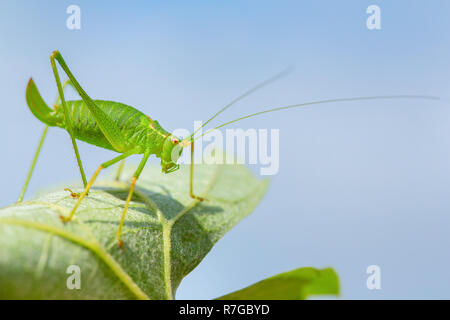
[192,94,440,141]
[187,66,294,141]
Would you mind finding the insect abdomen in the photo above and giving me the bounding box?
[55,100,169,154]
[27,79,171,155]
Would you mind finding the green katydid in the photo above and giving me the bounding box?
[18,50,439,248]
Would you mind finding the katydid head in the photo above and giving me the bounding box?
[161,135,184,173]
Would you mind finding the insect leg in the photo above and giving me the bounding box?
[55,79,75,105]
[116,151,151,248]
[51,51,128,153]
[60,149,137,223]
[115,160,125,181]
[189,138,205,202]
[17,125,49,202]
[18,79,77,203]
[50,54,87,188]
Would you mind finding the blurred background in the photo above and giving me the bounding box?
[0,0,449,299]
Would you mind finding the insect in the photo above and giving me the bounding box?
[18,50,438,248]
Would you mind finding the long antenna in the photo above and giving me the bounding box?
[189,66,293,139]
[193,95,440,141]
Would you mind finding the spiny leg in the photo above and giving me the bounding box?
[116,151,151,249]
[60,150,137,223]
[189,138,205,202]
[50,53,87,188]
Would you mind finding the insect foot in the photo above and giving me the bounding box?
[64,188,87,198]
[190,194,207,202]
[58,215,71,223]
[117,239,126,251]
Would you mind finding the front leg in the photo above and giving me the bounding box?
[189,139,205,202]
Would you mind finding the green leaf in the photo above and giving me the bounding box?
[217,267,339,300]
[0,164,268,299]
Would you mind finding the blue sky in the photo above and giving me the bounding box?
[0,1,449,299]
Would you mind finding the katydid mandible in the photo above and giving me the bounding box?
[19,50,439,248]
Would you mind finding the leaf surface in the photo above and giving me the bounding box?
[217,267,339,300]
[0,164,268,299]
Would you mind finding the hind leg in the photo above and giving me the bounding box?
[18,79,84,203]
[50,54,87,188]
[17,125,49,202]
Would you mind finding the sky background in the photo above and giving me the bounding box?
[1,0,449,299]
